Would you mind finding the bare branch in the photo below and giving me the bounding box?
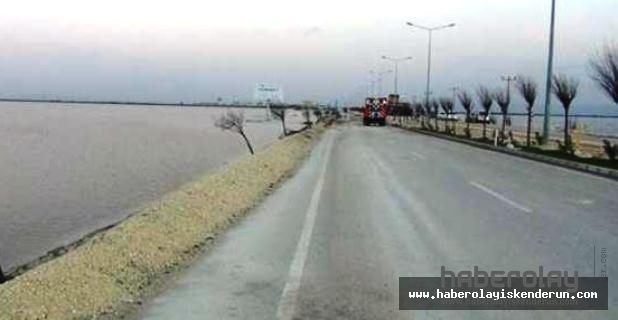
[431,99,441,113]
[214,110,254,155]
[439,97,454,114]
[495,90,510,115]
[590,44,618,104]
[457,90,474,113]
[476,86,493,113]
[516,76,538,147]
[269,106,288,136]
[552,74,579,110]
[215,110,244,132]
[516,76,538,110]
[551,74,579,153]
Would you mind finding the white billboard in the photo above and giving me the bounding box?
[253,83,284,105]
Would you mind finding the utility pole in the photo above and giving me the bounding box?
[542,0,557,144]
[501,76,517,101]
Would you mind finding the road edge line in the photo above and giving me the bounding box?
[276,132,335,320]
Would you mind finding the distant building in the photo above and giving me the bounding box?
[253,83,284,105]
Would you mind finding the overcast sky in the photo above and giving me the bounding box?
[0,0,616,111]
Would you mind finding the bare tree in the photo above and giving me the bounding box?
[413,102,425,126]
[270,106,287,136]
[214,110,254,155]
[423,102,433,129]
[302,105,313,127]
[590,44,618,104]
[313,109,323,122]
[431,99,440,131]
[551,74,579,152]
[477,86,494,140]
[495,90,510,143]
[516,77,538,147]
[439,97,454,134]
[457,90,474,137]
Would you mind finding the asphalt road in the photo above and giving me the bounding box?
[141,124,617,319]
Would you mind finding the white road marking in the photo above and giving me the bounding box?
[576,199,594,206]
[276,134,334,320]
[409,151,426,160]
[469,181,533,214]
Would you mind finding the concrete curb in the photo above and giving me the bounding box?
[398,126,618,182]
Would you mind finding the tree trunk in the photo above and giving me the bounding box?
[466,111,471,134]
[501,112,507,143]
[240,131,255,155]
[564,107,570,150]
[526,108,532,147]
[0,264,5,284]
[482,122,487,140]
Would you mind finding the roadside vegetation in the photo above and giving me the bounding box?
[457,90,474,138]
[214,105,321,153]
[270,106,288,137]
[477,86,493,141]
[388,43,618,171]
[551,74,579,154]
[439,97,454,134]
[590,43,618,160]
[495,89,510,144]
[516,77,538,147]
[215,110,255,155]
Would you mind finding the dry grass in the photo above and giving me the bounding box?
[0,125,325,320]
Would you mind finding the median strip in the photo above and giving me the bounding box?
[0,124,328,320]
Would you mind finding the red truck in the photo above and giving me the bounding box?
[363,97,388,126]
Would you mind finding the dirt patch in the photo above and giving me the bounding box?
[0,125,326,320]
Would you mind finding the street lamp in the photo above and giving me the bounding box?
[406,21,456,109]
[542,0,557,144]
[381,56,412,95]
[368,70,376,97]
[376,70,393,97]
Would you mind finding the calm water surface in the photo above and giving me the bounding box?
[0,102,290,270]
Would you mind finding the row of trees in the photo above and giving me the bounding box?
[419,44,617,154]
[214,106,336,155]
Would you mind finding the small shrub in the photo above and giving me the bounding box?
[603,139,618,161]
[464,128,471,138]
[556,137,575,155]
[509,131,520,147]
[534,132,543,146]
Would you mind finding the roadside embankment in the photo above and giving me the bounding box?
[0,124,327,320]
[394,123,618,181]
